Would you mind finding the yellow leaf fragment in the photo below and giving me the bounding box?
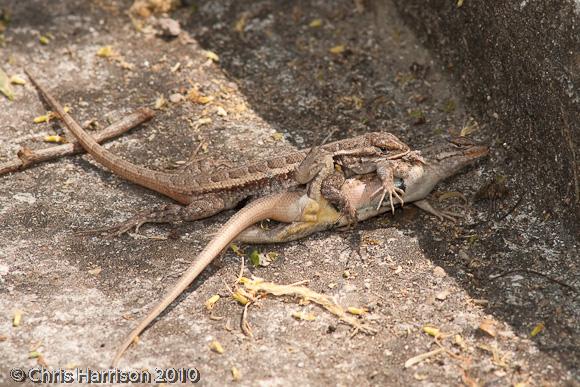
[39,35,50,45]
[457,0,464,7]
[188,89,213,105]
[234,13,248,33]
[44,135,66,144]
[0,67,14,100]
[209,340,224,354]
[28,351,42,359]
[347,307,368,316]
[205,50,220,62]
[154,95,167,110]
[454,334,467,350]
[232,290,250,305]
[271,132,284,141]
[10,75,26,85]
[34,115,50,123]
[422,326,441,338]
[231,366,241,381]
[13,310,22,327]
[292,311,316,321]
[309,19,323,28]
[205,295,220,310]
[530,322,544,337]
[96,45,114,58]
[329,45,346,54]
[460,117,479,136]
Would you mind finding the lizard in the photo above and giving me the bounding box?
[111,136,489,366]
[24,69,414,235]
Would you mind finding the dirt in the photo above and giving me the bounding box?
[0,0,577,386]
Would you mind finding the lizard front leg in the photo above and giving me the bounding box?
[80,194,228,236]
[372,159,407,213]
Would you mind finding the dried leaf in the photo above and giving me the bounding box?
[454,334,467,350]
[10,75,25,85]
[154,95,167,110]
[292,311,316,321]
[13,310,22,327]
[96,45,114,58]
[209,340,224,354]
[271,132,284,141]
[530,322,544,337]
[347,307,368,315]
[460,117,479,136]
[422,326,441,338]
[230,243,243,256]
[188,89,213,105]
[232,290,249,305]
[479,318,497,337]
[34,114,50,123]
[457,0,464,7]
[309,19,323,28]
[249,250,260,266]
[329,45,345,54]
[0,67,14,100]
[234,13,248,33]
[215,106,227,116]
[231,366,241,381]
[205,50,220,62]
[44,135,66,144]
[204,295,220,310]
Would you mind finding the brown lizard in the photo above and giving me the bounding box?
[112,137,488,366]
[24,69,412,235]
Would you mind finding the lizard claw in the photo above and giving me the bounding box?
[371,183,405,214]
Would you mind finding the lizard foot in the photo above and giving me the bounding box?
[371,180,405,214]
[76,211,158,237]
[413,199,466,222]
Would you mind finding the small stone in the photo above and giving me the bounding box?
[169,93,184,103]
[478,318,498,337]
[433,266,446,277]
[435,289,450,301]
[157,17,181,37]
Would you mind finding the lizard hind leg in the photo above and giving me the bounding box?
[78,194,228,237]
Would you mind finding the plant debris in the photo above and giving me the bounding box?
[239,277,376,334]
[0,67,14,100]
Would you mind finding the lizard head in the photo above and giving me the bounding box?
[400,137,489,203]
[421,136,489,177]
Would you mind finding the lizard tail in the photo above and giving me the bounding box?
[111,191,312,367]
[24,69,192,204]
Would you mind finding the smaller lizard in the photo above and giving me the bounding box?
[111,190,321,366]
[111,137,488,366]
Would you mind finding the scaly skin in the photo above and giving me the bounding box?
[112,137,488,366]
[238,137,489,243]
[111,191,320,367]
[25,69,410,230]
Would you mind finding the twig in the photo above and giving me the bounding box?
[0,107,155,176]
